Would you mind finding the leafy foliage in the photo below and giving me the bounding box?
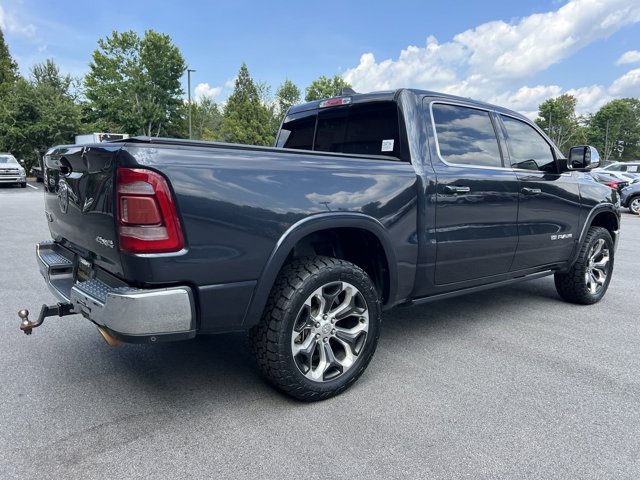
[220,63,274,146]
[305,75,351,102]
[191,96,223,141]
[535,95,586,153]
[84,30,186,136]
[0,28,18,97]
[587,98,640,161]
[0,59,81,169]
[275,79,301,125]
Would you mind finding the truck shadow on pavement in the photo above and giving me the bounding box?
[50,277,565,406]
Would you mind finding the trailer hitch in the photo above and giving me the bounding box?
[18,303,74,335]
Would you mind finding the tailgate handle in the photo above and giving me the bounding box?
[444,185,471,194]
[522,187,542,196]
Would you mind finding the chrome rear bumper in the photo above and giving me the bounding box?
[36,241,195,342]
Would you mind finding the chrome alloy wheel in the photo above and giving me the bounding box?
[585,238,610,295]
[291,281,369,382]
[630,197,640,214]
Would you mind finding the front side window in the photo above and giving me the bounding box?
[432,104,502,168]
[501,116,558,173]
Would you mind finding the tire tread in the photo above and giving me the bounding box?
[250,256,380,401]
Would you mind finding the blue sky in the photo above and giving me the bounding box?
[1,0,639,118]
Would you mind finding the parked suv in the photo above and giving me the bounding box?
[0,153,27,188]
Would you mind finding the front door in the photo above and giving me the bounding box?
[498,114,581,270]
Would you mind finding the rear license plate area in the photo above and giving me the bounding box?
[75,256,94,282]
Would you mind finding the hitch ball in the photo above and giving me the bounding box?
[18,309,32,335]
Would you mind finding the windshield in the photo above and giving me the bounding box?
[0,155,19,165]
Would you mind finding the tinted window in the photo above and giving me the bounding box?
[432,104,502,167]
[276,112,315,150]
[501,116,557,173]
[277,102,402,159]
[315,102,401,158]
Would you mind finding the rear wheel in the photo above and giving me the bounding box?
[554,226,613,305]
[628,196,640,214]
[251,256,381,401]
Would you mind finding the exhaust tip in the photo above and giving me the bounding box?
[97,326,123,347]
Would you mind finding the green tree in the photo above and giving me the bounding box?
[587,98,640,161]
[305,75,351,102]
[0,59,81,169]
[535,94,586,153]
[84,30,186,136]
[220,63,273,146]
[0,28,18,97]
[275,79,301,125]
[191,96,222,141]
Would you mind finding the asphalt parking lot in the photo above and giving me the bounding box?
[1,183,639,479]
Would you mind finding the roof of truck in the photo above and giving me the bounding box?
[287,88,526,120]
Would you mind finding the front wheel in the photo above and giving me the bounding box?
[250,256,381,401]
[554,226,614,305]
[20,182,26,188]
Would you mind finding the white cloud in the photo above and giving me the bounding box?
[0,4,36,38]
[616,50,640,65]
[609,68,640,96]
[194,82,222,100]
[456,0,640,81]
[343,0,640,117]
[564,85,609,114]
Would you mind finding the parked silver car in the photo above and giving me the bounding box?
[0,153,27,188]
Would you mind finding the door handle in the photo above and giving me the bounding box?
[444,185,471,194]
[522,187,542,195]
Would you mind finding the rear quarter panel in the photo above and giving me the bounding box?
[117,144,420,328]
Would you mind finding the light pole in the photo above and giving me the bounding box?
[187,68,196,139]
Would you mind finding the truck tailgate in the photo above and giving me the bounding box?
[44,144,124,276]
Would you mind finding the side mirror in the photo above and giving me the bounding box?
[19,159,26,166]
[567,145,600,170]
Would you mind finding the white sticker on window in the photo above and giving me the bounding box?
[381,139,394,152]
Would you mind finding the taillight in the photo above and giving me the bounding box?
[116,168,184,253]
[605,181,620,190]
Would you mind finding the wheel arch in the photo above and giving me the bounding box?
[627,193,640,213]
[566,205,619,271]
[242,213,398,328]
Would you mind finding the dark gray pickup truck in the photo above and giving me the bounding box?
[21,89,620,400]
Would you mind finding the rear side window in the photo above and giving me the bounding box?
[432,104,502,168]
[276,112,315,150]
[277,101,403,160]
[501,115,558,173]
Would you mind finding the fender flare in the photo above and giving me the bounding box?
[242,213,399,327]
[565,203,620,270]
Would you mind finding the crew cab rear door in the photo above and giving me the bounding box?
[429,101,519,285]
[497,114,581,270]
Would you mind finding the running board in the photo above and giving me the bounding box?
[401,270,554,307]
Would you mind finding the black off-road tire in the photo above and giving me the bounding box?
[554,226,614,305]
[250,256,381,401]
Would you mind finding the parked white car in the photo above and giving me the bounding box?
[0,153,27,188]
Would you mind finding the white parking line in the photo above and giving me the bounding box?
[27,184,39,190]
